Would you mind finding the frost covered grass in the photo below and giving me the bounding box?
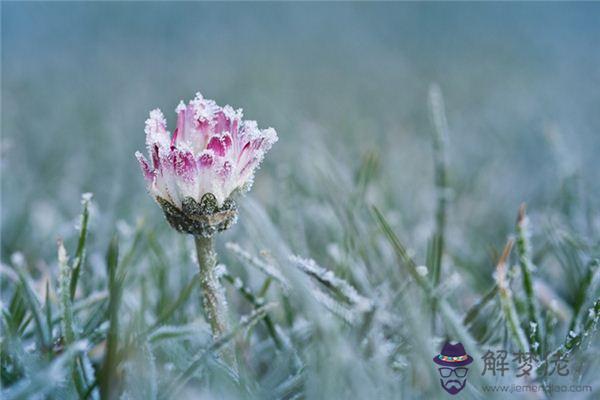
[2,95,599,397]
[2,3,600,399]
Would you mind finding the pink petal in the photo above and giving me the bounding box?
[171,128,179,147]
[206,135,226,156]
[251,137,264,151]
[239,157,257,177]
[237,141,251,161]
[231,119,239,139]
[221,134,232,151]
[219,161,232,179]
[168,148,196,182]
[198,150,214,168]
[135,151,154,181]
[212,110,231,133]
[151,144,161,169]
[195,119,211,134]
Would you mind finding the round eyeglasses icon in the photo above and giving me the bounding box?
[438,367,468,378]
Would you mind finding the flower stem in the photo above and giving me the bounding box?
[194,235,236,367]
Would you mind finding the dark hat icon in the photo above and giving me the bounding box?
[433,341,473,367]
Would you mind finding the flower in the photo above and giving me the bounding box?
[136,92,278,236]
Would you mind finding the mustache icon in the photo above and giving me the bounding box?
[443,379,463,388]
[440,378,466,395]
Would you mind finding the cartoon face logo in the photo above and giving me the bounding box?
[433,341,473,395]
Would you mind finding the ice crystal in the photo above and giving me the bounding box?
[529,321,538,333]
[568,330,577,338]
[290,255,373,313]
[416,265,428,277]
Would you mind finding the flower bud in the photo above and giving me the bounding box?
[136,92,277,236]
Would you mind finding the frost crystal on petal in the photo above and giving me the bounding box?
[175,101,186,113]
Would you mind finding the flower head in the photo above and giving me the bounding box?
[136,92,277,236]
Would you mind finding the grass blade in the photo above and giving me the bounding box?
[0,340,88,400]
[496,239,529,353]
[58,239,89,397]
[372,207,431,293]
[70,193,92,300]
[372,206,490,371]
[44,279,53,354]
[568,259,599,332]
[225,242,289,290]
[515,204,544,354]
[290,255,373,318]
[462,284,498,326]
[100,235,122,400]
[14,265,51,350]
[220,267,282,349]
[428,84,450,329]
[167,304,276,397]
[143,275,200,337]
[58,240,76,344]
[537,298,600,375]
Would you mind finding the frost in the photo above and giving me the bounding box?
[25,342,37,352]
[448,272,462,287]
[326,243,343,263]
[290,255,373,313]
[214,263,228,279]
[233,277,243,289]
[416,265,428,277]
[145,109,168,142]
[149,324,200,342]
[261,127,279,145]
[529,321,538,333]
[81,192,93,203]
[226,242,289,290]
[309,283,357,324]
[10,252,25,267]
[57,241,69,267]
[116,219,133,237]
[175,100,186,113]
[238,302,275,329]
[222,104,242,121]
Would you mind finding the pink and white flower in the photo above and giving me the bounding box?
[136,92,278,209]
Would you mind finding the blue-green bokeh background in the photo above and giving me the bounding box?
[3,2,600,262]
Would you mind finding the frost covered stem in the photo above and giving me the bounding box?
[194,235,235,365]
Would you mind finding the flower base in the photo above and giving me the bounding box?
[157,193,238,237]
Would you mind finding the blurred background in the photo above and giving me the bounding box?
[2,3,600,399]
[3,2,600,262]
